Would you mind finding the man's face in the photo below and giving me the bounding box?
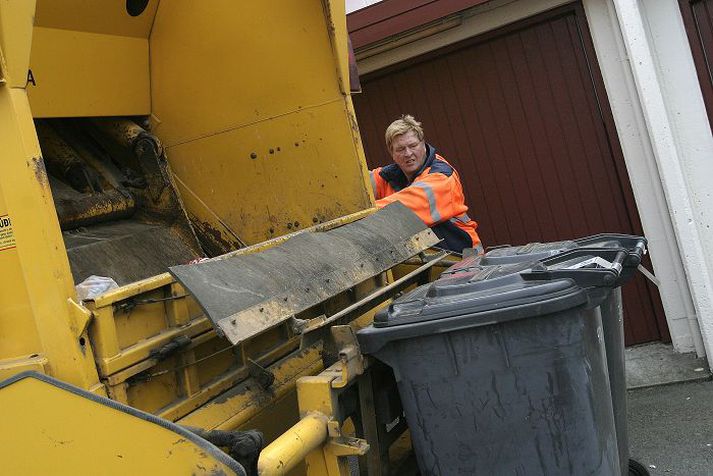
[390,131,427,179]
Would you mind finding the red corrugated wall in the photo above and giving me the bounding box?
[353,4,669,345]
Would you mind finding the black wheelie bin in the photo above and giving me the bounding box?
[441,234,647,476]
[357,235,647,475]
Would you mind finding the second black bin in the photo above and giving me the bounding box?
[358,235,646,475]
[442,234,646,476]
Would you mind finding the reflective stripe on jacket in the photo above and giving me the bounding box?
[370,144,482,254]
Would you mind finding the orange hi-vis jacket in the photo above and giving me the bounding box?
[370,144,482,253]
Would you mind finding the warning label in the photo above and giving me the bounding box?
[0,214,16,252]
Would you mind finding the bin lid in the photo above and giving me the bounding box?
[357,234,647,354]
[372,262,584,329]
[445,234,646,276]
[442,241,576,277]
[358,263,587,353]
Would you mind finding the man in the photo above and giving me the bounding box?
[369,115,483,254]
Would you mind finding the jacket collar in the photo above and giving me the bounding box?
[379,143,437,191]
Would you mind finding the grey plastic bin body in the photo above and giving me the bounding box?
[601,287,628,475]
[358,264,621,475]
[442,234,642,476]
[358,234,647,475]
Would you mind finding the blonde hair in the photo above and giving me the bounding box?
[385,114,424,151]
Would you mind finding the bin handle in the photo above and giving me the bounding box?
[522,248,632,287]
[610,250,628,275]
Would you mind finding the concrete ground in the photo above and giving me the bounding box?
[626,342,709,389]
[626,342,713,476]
[628,380,713,475]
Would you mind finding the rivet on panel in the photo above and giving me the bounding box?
[250,152,258,159]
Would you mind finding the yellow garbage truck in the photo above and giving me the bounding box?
[0,1,450,474]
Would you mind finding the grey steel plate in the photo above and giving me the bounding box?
[169,203,439,345]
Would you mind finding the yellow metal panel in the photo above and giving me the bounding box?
[234,388,302,450]
[157,334,301,423]
[192,335,234,386]
[149,0,373,243]
[91,272,175,307]
[125,359,182,413]
[324,0,350,95]
[93,316,213,376]
[0,192,43,356]
[113,295,173,350]
[178,346,324,431]
[28,27,150,118]
[86,306,121,363]
[297,376,339,419]
[0,373,243,475]
[0,85,100,388]
[150,0,342,147]
[0,355,48,380]
[167,102,373,244]
[0,0,36,87]
[34,0,159,38]
[167,282,191,326]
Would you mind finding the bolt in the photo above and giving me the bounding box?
[294,221,300,228]
[269,148,275,154]
[287,223,293,229]
[250,152,257,159]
